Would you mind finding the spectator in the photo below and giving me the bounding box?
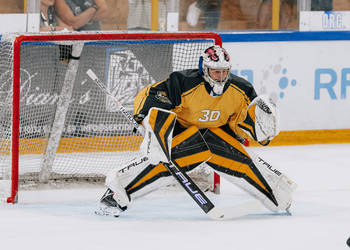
[55,0,108,31]
[40,0,73,31]
[256,0,271,29]
[186,0,222,30]
[311,0,333,11]
[257,0,295,29]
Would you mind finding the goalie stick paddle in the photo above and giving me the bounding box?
[86,69,262,220]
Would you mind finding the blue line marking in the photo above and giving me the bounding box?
[219,31,350,42]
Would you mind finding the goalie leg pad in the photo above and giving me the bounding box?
[106,125,215,205]
[203,127,296,212]
[140,107,177,164]
[245,147,297,212]
[171,126,214,192]
[171,126,212,171]
[106,156,174,203]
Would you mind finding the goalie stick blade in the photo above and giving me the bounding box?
[207,200,262,220]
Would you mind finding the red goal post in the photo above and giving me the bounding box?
[0,32,222,203]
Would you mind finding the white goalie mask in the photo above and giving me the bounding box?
[200,45,231,95]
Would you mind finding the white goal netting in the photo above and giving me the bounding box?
[0,32,220,203]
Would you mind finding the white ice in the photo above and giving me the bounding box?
[1,144,350,250]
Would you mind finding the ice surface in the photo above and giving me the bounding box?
[1,144,350,250]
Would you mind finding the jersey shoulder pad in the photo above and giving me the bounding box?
[228,74,257,101]
[169,69,204,93]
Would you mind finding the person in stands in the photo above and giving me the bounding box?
[40,0,73,32]
[55,0,108,31]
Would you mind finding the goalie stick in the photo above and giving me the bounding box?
[86,69,262,220]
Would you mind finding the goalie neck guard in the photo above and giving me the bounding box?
[199,45,231,95]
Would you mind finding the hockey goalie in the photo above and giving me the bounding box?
[96,45,297,217]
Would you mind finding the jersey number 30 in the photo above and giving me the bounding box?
[198,110,220,122]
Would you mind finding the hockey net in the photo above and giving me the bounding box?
[0,32,221,203]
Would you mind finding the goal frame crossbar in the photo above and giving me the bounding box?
[8,32,222,203]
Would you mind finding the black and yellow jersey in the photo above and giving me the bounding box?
[134,69,258,140]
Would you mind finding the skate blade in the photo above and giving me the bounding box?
[95,206,120,217]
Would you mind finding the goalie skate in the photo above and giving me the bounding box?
[95,188,126,217]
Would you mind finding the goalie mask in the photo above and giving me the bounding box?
[199,45,231,95]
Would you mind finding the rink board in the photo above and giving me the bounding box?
[220,31,350,145]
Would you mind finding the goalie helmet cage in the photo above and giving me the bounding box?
[0,32,222,204]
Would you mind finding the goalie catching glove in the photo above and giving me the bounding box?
[249,95,280,142]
